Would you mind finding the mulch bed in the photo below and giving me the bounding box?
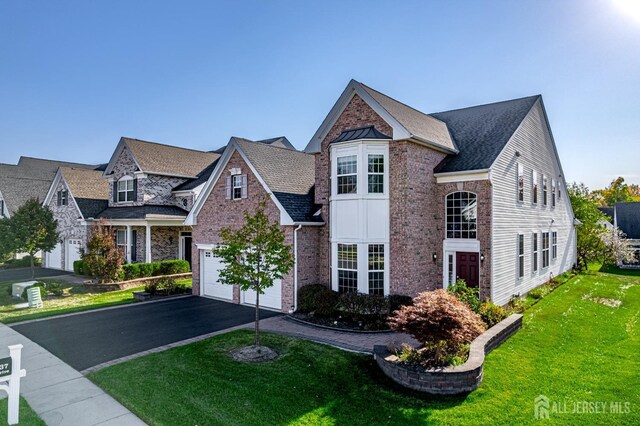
[290,313,391,332]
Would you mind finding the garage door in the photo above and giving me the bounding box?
[47,242,63,270]
[66,239,82,272]
[243,280,282,311]
[201,250,233,301]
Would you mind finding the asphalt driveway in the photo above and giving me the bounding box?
[12,296,281,371]
[0,267,71,283]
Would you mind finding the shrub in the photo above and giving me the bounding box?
[388,294,413,314]
[389,289,486,349]
[45,282,64,297]
[448,279,481,313]
[145,281,158,295]
[296,284,339,317]
[155,260,190,276]
[337,292,389,322]
[82,221,125,283]
[528,286,551,300]
[478,301,508,327]
[73,260,88,275]
[21,282,46,300]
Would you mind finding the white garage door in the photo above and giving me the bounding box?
[201,250,234,301]
[243,280,282,311]
[65,239,82,272]
[47,242,63,270]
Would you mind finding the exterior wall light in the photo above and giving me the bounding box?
[432,252,437,263]
[480,254,485,263]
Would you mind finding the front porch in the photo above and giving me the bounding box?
[111,221,192,264]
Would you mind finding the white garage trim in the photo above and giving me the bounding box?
[200,248,234,301]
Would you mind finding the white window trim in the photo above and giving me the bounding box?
[330,141,389,201]
[117,176,135,203]
[445,191,478,240]
[542,231,550,269]
[532,170,538,205]
[232,175,243,200]
[542,175,548,207]
[552,231,558,260]
[532,231,539,274]
[367,153,385,195]
[367,244,385,295]
[517,163,524,203]
[332,241,389,295]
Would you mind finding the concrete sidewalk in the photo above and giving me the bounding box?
[0,323,145,426]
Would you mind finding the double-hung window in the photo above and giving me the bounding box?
[368,244,384,295]
[0,199,4,218]
[368,154,384,194]
[337,244,358,293]
[232,175,243,200]
[543,175,548,206]
[542,232,550,268]
[532,232,539,273]
[117,178,135,202]
[518,234,525,279]
[532,171,538,204]
[336,155,357,194]
[551,179,556,208]
[552,231,558,260]
[517,163,524,202]
[116,230,127,251]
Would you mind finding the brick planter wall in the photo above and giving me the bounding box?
[83,273,192,292]
[373,314,523,395]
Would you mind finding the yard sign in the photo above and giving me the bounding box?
[0,345,26,425]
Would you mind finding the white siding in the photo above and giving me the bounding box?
[491,100,576,305]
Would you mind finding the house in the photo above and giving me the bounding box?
[186,80,578,310]
[41,167,110,271]
[606,202,640,267]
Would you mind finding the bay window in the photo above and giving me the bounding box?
[368,154,384,194]
[337,244,358,293]
[336,155,357,194]
[368,244,384,295]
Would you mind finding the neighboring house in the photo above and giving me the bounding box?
[41,167,109,271]
[186,136,321,311]
[189,80,577,311]
[608,202,640,267]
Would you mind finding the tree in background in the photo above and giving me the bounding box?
[593,177,639,207]
[601,227,636,267]
[0,198,59,278]
[568,183,607,269]
[214,197,294,347]
[81,220,125,283]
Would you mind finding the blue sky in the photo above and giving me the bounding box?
[1,0,638,189]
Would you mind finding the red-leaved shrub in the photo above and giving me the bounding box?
[389,289,486,348]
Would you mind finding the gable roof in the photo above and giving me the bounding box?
[187,137,320,226]
[59,167,109,219]
[432,95,540,173]
[104,137,221,178]
[615,202,640,239]
[0,164,53,216]
[305,80,456,154]
[17,156,104,172]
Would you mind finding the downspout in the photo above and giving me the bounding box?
[292,224,302,313]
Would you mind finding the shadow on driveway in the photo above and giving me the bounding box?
[0,267,71,283]
[12,296,281,371]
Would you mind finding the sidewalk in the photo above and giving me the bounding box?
[0,323,145,426]
[248,316,419,353]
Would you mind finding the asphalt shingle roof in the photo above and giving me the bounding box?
[615,202,640,239]
[59,167,109,219]
[599,207,614,221]
[17,157,103,172]
[0,164,53,215]
[431,95,540,173]
[122,138,220,178]
[172,159,220,192]
[359,82,456,152]
[97,205,188,220]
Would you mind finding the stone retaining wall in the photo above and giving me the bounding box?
[373,313,523,395]
[83,273,191,292]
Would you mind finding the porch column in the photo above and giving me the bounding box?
[145,224,152,263]
[126,225,132,264]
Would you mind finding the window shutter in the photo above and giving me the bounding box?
[133,178,138,202]
[225,176,231,200]
[57,191,62,206]
[241,174,248,199]
[113,182,118,203]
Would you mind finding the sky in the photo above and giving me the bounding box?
[0,0,639,190]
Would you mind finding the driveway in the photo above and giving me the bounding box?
[0,267,71,283]
[12,296,281,371]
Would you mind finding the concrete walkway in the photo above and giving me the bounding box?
[0,323,145,426]
[247,316,419,353]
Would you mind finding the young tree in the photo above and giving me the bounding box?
[568,183,607,269]
[214,198,294,347]
[2,198,59,278]
[81,220,125,283]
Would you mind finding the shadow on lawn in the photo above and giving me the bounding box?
[599,264,640,277]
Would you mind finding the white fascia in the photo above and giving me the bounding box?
[434,169,491,184]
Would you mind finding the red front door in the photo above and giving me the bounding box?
[456,252,480,288]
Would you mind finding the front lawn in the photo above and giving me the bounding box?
[0,397,45,425]
[89,270,639,425]
[0,278,192,324]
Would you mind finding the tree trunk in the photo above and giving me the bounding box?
[255,290,260,347]
[30,251,35,279]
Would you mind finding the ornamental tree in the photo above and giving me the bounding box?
[81,220,125,283]
[213,197,294,347]
[568,182,608,269]
[1,198,59,278]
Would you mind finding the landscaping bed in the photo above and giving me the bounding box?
[88,269,640,425]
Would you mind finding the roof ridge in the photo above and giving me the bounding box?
[122,137,215,155]
[432,95,541,115]
[358,81,448,127]
[236,138,311,156]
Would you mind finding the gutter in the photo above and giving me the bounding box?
[292,224,302,313]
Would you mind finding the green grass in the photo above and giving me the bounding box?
[0,397,45,425]
[89,270,640,425]
[0,278,192,324]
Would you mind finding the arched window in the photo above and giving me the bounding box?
[446,191,477,239]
